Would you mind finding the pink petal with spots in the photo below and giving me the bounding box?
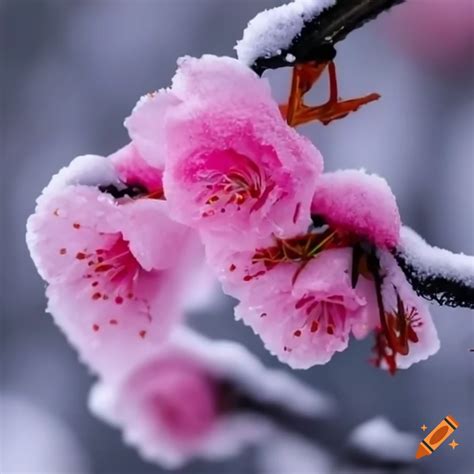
[235,249,370,369]
[27,154,204,375]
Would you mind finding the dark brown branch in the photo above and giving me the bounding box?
[252,0,406,75]
[394,227,474,309]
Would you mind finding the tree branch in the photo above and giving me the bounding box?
[394,226,474,309]
[251,0,406,75]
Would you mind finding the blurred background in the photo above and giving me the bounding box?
[1,0,473,473]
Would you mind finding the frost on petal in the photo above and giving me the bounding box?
[27,186,120,284]
[373,251,440,371]
[312,169,401,248]
[235,0,337,66]
[42,154,121,197]
[235,249,370,369]
[161,55,322,248]
[89,328,328,468]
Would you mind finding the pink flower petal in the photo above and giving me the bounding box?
[378,251,440,370]
[235,249,370,369]
[109,142,163,193]
[312,169,401,248]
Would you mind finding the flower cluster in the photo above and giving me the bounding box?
[27,54,440,374]
[27,54,440,467]
[125,54,438,373]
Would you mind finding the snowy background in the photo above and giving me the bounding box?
[1,1,473,473]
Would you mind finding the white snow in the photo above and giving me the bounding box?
[235,0,336,66]
[347,417,417,463]
[43,154,121,196]
[399,226,474,287]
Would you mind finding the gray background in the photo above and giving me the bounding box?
[1,1,473,473]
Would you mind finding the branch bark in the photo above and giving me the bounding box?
[394,227,474,309]
[251,0,406,75]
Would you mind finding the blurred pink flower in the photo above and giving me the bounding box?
[385,0,474,68]
[27,153,202,374]
[90,328,330,468]
[311,169,400,249]
[126,55,323,249]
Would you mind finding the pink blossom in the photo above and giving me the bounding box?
[234,248,373,369]
[371,251,440,372]
[311,169,401,248]
[126,55,323,248]
[27,154,202,375]
[90,328,330,468]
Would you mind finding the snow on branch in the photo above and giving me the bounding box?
[394,226,474,309]
[236,0,406,75]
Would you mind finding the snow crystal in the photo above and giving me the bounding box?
[347,417,417,463]
[235,0,336,66]
[398,226,474,287]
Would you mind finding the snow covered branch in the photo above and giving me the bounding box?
[237,0,406,75]
[394,226,474,309]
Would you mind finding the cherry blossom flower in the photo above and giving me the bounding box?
[27,152,202,375]
[90,328,332,468]
[125,55,323,249]
[234,248,373,369]
[208,169,436,372]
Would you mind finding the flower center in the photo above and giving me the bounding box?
[200,154,267,217]
[292,294,348,338]
[239,229,346,284]
[76,235,142,305]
